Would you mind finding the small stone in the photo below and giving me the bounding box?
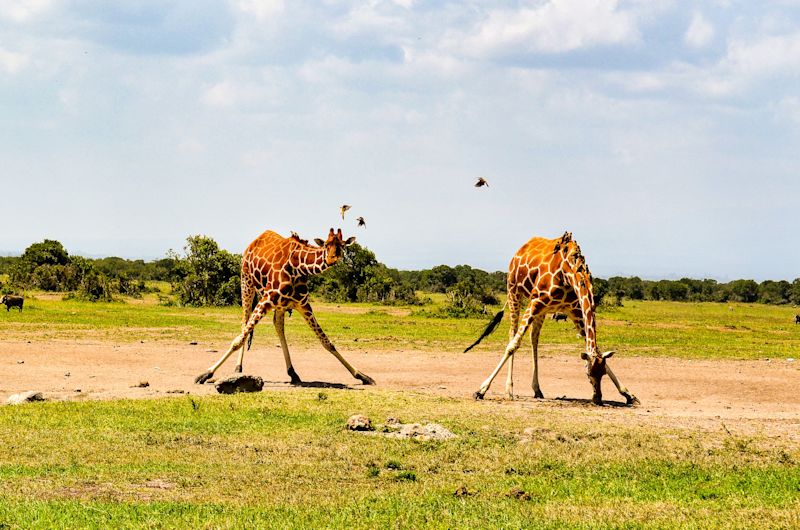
[214,375,264,394]
[74,389,81,393]
[189,341,198,345]
[205,349,218,353]
[6,391,45,405]
[787,358,795,363]
[16,360,23,364]
[346,414,373,431]
[507,487,531,501]
[166,389,185,394]
[454,485,473,497]
[132,381,150,388]
[64,372,70,377]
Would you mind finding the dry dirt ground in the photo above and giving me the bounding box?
[2,339,799,439]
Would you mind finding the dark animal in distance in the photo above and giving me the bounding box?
[796,315,800,324]
[1,295,24,312]
[552,312,568,322]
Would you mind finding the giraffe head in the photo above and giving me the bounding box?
[580,350,615,404]
[314,228,356,265]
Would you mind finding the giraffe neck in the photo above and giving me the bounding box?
[293,246,332,277]
[564,266,598,355]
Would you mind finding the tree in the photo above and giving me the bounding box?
[729,279,759,303]
[791,278,800,305]
[170,235,242,306]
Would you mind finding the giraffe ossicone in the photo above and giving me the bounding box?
[468,232,638,405]
[194,228,375,386]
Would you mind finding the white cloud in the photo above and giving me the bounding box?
[235,0,284,21]
[201,82,237,108]
[0,47,28,74]
[685,12,714,48]
[725,33,800,77]
[459,0,640,57]
[0,0,56,23]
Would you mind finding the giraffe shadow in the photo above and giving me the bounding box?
[262,380,353,390]
[552,396,633,408]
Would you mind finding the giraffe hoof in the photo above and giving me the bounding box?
[534,390,544,399]
[287,367,302,385]
[625,393,640,406]
[473,391,485,400]
[194,371,214,384]
[234,365,243,374]
[355,373,375,385]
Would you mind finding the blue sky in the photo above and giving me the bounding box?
[1,0,798,280]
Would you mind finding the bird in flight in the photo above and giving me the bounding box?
[474,177,489,188]
[356,216,366,228]
[340,204,351,219]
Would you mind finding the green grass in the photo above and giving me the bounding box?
[0,295,798,360]
[0,390,798,529]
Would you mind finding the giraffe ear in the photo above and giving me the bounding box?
[314,238,325,246]
[580,352,591,361]
[601,350,615,359]
[328,228,335,236]
[344,236,356,246]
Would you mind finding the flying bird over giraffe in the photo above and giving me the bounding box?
[474,177,488,188]
[356,216,366,228]
[194,228,374,387]
[340,204,351,219]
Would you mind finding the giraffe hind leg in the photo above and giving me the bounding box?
[235,276,257,373]
[475,298,550,399]
[195,299,273,384]
[530,314,545,399]
[274,308,301,384]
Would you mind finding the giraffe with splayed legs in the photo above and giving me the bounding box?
[466,232,638,405]
[194,228,375,386]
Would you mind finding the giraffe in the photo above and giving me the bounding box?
[194,228,375,386]
[467,232,638,405]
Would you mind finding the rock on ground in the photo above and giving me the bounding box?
[6,391,45,405]
[214,375,264,394]
[346,414,373,431]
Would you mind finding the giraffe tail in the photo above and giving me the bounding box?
[463,302,507,353]
[245,293,259,351]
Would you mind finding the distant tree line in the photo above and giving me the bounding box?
[594,276,800,306]
[2,238,799,309]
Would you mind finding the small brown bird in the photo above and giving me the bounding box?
[474,177,488,188]
[340,204,351,219]
[356,216,366,228]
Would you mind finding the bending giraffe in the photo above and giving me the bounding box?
[194,228,375,386]
[466,232,638,405]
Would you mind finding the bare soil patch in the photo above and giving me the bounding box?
[1,339,798,439]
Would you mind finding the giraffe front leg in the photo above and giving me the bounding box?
[195,299,272,384]
[274,308,301,384]
[298,303,375,385]
[605,365,640,405]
